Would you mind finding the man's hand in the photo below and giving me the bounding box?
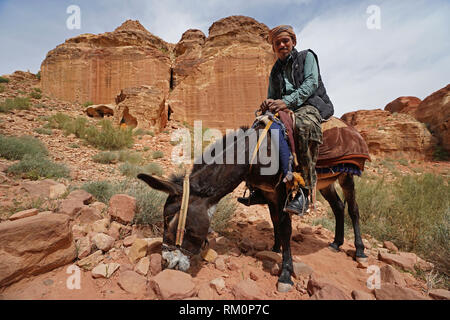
[268,99,287,113]
[260,99,275,113]
[260,99,287,113]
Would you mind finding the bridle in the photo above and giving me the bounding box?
[162,173,208,258]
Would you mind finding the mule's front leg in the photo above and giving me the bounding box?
[268,203,281,253]
[277,211,294,292]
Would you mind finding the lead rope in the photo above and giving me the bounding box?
[175,173,190,247]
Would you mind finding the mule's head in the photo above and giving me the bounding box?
[138,173,215,272]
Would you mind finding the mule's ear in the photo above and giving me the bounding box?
[137,173,182,195]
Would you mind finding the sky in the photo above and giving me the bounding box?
[0,0,449,117]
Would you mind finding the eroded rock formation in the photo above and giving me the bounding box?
[168,16,275,131]
[40,20,172,104]
[341,109,435,160]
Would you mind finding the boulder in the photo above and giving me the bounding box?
[351,290,376,300]
[135,257,150,276]
[67,189,93,205]
[77,250,104,271]
[380,264,406,286]
[8,208,39,221]
[149,253,162,276]
[150,269,197,300]
[91,263,120,279]
[414,84,450,153]
[76,236,92,259]
[255,251,282,264]
[384,96,421,116]
[20,179,67,201]
[118,270,148,294]
[232,279,265,300]
[429,289,450,300]
[292,262,314,279]
[341,109,435,160]
[374,283,430,300]
[127,238,148,264]
[378,251,415,272]
[0,214,77,287]
[114,85,167,134]
[92,233,115,252]
[309,284,352,300]
[58,199,84,217]
[77,207,102,225]
[108,194,136,224]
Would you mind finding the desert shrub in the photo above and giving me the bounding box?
[0,97,31,112]
[29,88,42,99]
[117,150,141,164]
[36,71,41,80]
[33,127,53,135]
[82,101,93,108]
[7,154,70,180]
[46,113,72,129]
[93,151,119,164]
[119,162,163,178]
[152,150,164,159]
[0,84,4,93]
[210,195,237,233]
[433,145,449,161]
[81,180,116,204]
[84,119,133,150]
[81,179,166,227]
[0,134,48,160]
[355,174,450,276]
[0,76,9,83]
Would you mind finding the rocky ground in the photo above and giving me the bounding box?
[0,72,449,300]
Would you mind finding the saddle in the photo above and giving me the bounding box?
[254,110,371,176]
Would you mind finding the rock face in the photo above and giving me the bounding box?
[414,84,450,153]
[0,214,77,287]
[168,15,275,131]
[41,20,171,104]
[341,109,435,160]
[384,96,421,116]
[114,85,167,133]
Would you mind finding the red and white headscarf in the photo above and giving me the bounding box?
[268,25,297,46]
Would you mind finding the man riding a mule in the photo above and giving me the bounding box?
[238,25,334,216]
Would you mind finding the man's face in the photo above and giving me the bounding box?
[272,32,295,60]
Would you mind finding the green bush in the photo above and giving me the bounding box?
[33,127,53,135]
[82,101,94,108]
[46,113,72,129]
[210,195,237,233]
[81,179,166,227]
[117,150,141,164]
[36,71,41,80]
[0,76,9,83]
[84,119,134,150]
[29,88,42,99]
[433,145,449,161]
[0,97,31,113]
[0,134,48,160]
[355,174,450,276]
[0,84,5,93]
[93,151,119,164]
[119,162,163,178]
[81,181,116,204]
[152,150,164,159]
[7,154,70,180]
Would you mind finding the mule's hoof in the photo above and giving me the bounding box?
[277,282,293,293]
[356,256,368,263]
[328,243,340,252]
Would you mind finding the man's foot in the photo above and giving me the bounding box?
[237,189,267,206]
[284,189,309,216]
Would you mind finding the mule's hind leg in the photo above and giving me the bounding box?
[338,173,367,261]
[320,183,345,252]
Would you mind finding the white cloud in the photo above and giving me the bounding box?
[296,0,450,116]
